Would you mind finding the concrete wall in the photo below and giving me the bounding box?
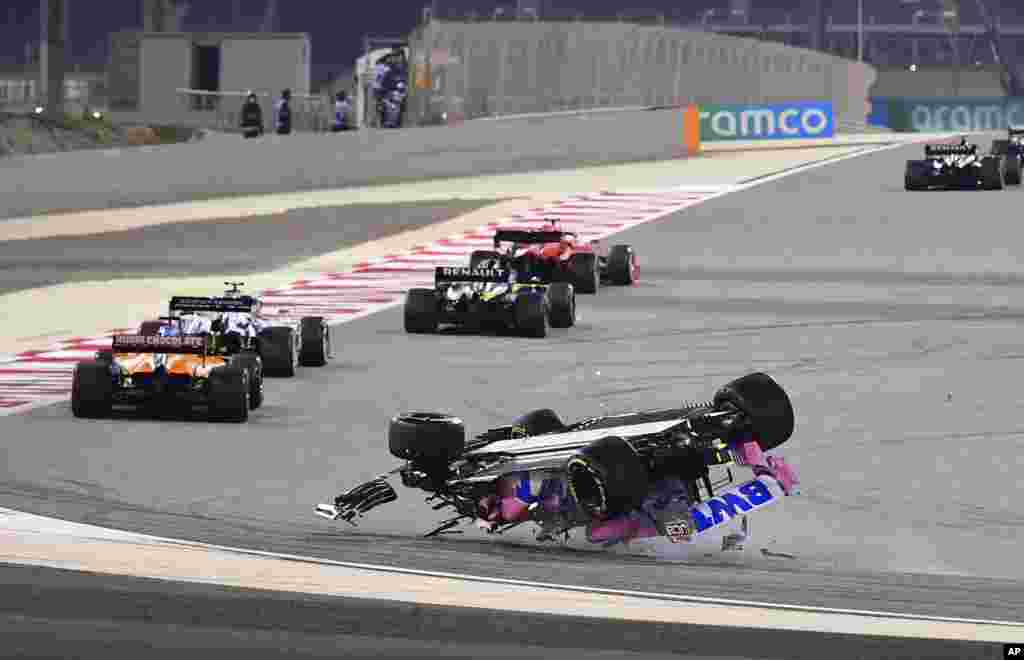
[408,21,876,127]
[221,35,311,96]
[139,34,190,115]
[871,67,1005,98]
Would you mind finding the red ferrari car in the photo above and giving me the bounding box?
[468,220,638,293]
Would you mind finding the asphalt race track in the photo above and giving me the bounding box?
[3,141,1024,642]
[0,563,997,660]
[0,200,494,295]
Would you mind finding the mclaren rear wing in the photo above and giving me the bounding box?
[110,334,208,354]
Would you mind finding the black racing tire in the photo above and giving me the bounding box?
[991,139,1010,156]
[607,245,637,286]
[258,326,297,377]
[547,282,575,328]
[95,350,113,364]
[230,352,263,409]
[514,292,548,338]
[904,160,929,191]
[404,288,439,334]
[567,435,649,518]
[469,250,503,270]
[388,412,466,464]
[208,365,249,423]
[980,156,1004,190]
[71,361,114,419]
[1004,154,1022,186]
[713,372,795,452]
[299,316,329,367]
[138,320,165,336]
[569,252,599,294]
[511,408,566,436]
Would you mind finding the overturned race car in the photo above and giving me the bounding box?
[315,372,799,551]
[905,140,1005,191]
[468,220,638,294]
[404,266,575,338]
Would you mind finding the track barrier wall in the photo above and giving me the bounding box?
[407,20,875,129]
[869,97,1024,133]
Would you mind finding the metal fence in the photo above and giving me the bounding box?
[406,20,877,128]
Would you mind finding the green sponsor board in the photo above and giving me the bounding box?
[877,97,1024,132]
[698,102,835,141]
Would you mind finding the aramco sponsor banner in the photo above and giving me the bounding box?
[869,97,1024,132]
[697,102,835,141]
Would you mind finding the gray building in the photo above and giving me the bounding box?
[108,31,311,115]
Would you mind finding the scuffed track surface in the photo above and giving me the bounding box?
[0,563,1000,660]
[2,142,1024,624]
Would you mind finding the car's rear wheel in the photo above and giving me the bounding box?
[208,365,249,422]
[1004,154,1022,185]
[299,316,329,367]
[607,245,638,285]
[71,361,113,419]
[514,292,548,338]
[980,156,1004,190]
[904,160,929,191]
[567,435,649,518]
[713,372,795,452]
[404,289,439,333]
[569,253,599,294]
[231,352,263,409]
[388,412,466,465]
[258,327,297,377]
[547,282,575,328]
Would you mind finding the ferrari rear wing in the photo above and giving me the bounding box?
[169,296,254,313]
[434,266,511,284]
[110,334,208,354]
[493,229,573,247]
[924,143,975,156]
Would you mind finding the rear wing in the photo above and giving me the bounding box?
[168,296,254,313]
[1010,126,1024,138]
[493,229,573,247]
[111,334,208,354]
[435,266,511,284]
[925,143,976,156]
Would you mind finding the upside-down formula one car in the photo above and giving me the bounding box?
[404,266,575,338]
[138,283,332,378]
[71,331,257,422]
[468,220,638,294]
[989,127,1024,185]
[905,139,1004,191]
[315,372,799,551]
